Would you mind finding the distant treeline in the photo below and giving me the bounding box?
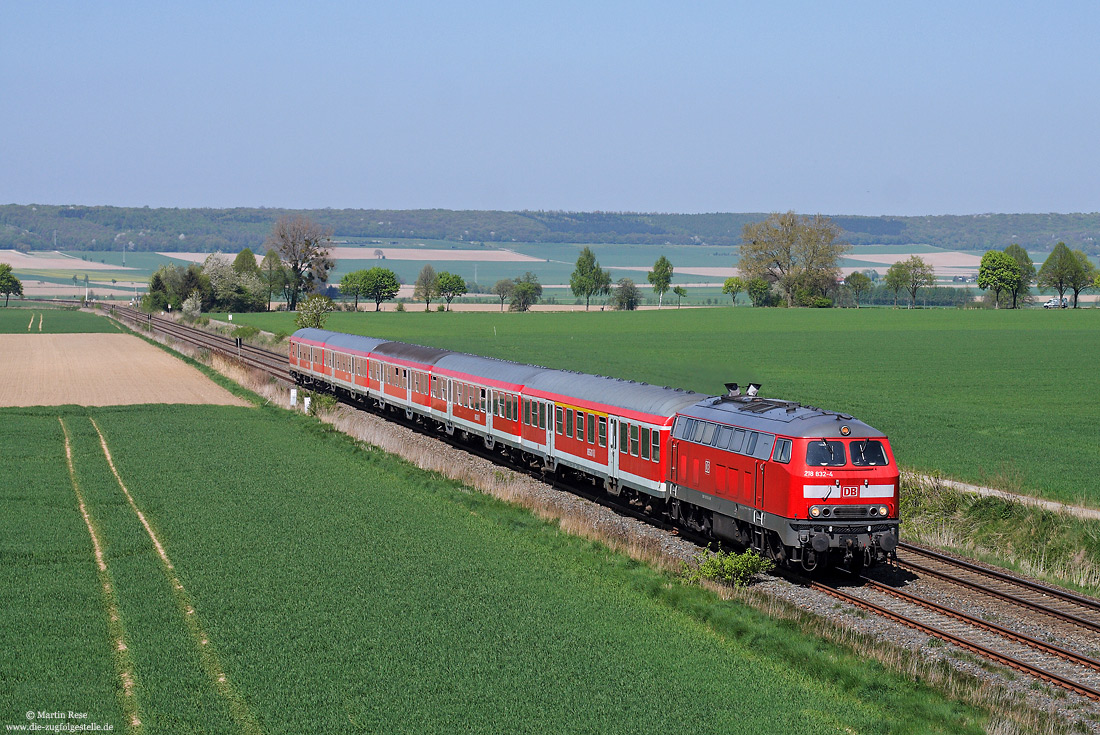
[2,204,1098,254]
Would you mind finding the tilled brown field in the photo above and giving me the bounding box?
[0,333,249,407]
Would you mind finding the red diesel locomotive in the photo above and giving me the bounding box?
[289,328,899,571]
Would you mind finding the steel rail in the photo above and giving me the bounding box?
[899,541,1100,613]
[812,581,1100,702]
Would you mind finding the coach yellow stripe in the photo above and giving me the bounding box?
[89,418,263,735]
[59,418,144,733]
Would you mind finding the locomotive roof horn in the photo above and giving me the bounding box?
[747,383,761,397]
[724,382,741,397]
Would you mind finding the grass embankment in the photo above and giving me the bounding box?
[3,404,990,734]
[901,474,1100,598]
[0,307,116,334]
[213,307,1099,507]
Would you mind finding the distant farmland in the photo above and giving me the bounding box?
[221,307,1100,506]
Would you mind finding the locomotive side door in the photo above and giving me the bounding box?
[755,462,765,507]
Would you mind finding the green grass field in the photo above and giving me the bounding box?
[0,307,116,334]
[2,403,987,734]
[215,307,1099,506]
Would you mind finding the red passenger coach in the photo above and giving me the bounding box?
[289,329,899,572]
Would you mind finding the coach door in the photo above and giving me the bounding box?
[609,417,619,477]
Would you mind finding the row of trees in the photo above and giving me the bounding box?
[977,242,1096,308]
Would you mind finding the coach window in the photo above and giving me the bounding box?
[773,438,793,464]
[480,389,487,412]
[538,403,546,430]
[641,427,651,460]
[629,424,639,456]
[566,409,574,437]
[587,415,596,444]
[619,423,628,453]
[651,431,660,462]
[555,406,563,434]
[523,399,530,425]
[598,417,607,447]
[511,396,518,421]
[576,412,584,440]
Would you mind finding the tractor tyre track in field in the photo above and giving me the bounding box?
[89,418,264,735]
[59,417,144,733]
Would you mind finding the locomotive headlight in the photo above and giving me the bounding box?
[810,506,821,518]
[878,505,889,517]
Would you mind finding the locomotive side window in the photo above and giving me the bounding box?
[773,438,793,464]
[587,415,595,444]
[598,417,607,447]
[651,431,660,462]
[641,427,650,460]
[745,432,759,455]
[730,429,746,452]
[715,426,733,449]
[807,440,846,466]
[850,440,888,466]
[674,419,692,440]
[752,433,774,460]
[700,422,716,445]
[691,421,706,443]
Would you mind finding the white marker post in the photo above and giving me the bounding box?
[290,388,297,407]
[303,397,311,413]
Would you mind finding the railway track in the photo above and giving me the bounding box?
[103,307,1100,702]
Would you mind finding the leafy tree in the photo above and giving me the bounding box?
[0,263,23,306]
[361,267,400,311]
[672,285,687,308]
[265,215,334,311]
[1037,242,1079,305]
[647,255,674,308]
[259,250,286,311]
[491,278,514,312]
[294,294,336,329]
[1003,243,1035,309]
[181,291,203,319]
[844,272,872,307]
[569,246,611,311]
[977,250,1020,309]
[509,272,542,312]
[900,256,936,308]
[747,277,771,307]
[883,261,908,307]
[413,264,440,311]
[609,278,640,311]
[740,212,848,307]
[232,247,261,276]
[721,276,745,305]
[339,270,369,309]
[437,271,467,310]
[1068,250,1096,308]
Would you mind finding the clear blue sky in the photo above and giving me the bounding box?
[2,2,1098,216]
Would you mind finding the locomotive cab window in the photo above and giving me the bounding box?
[807,440,846,466]
[850,440,888,466]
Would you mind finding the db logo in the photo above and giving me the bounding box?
[704,460,711,475]
[841,486,859,498]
